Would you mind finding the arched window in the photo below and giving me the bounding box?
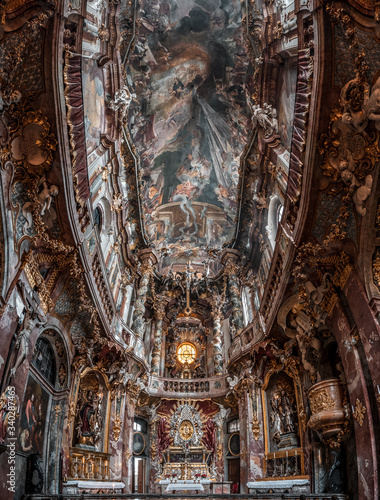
[93,206,102,231]
[242,287,254,326]
[267,196,284,250]
[32,337,56,386]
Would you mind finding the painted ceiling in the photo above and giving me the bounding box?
[126,0,253,271]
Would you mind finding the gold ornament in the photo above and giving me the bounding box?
[178,420,194,441]
[352,399,366,427]
[251,413,260,441]
[309,389,336,414]
[113,415,123,442]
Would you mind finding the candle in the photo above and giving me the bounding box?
[286,451,288,457]
[352,405,355,413]
[273,452,276,459]
[295,450,297,456]
[377,385,380,394]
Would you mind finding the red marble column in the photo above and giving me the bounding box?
[343,272,380,421]
[238,390,249,492]
[331,299,378,500]
[247,385,266,482]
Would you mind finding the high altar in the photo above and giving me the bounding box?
[157,401,215,492]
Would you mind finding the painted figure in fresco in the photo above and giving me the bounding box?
[24,392,36,435]
[20,429,33,452]
[20,382,47,454]
[126,0,252,259]
[172,181,199,238]
[10,310,46,378]
[32,394,45,453]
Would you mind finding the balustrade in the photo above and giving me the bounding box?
[163,380,210,393]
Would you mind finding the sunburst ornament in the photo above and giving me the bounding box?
[170,401,203,448]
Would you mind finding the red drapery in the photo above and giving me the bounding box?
[157,417,171,459]
[202,419,216,457]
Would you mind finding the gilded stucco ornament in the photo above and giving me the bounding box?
[251,413,260,441]
[352,398,366,427]
[318,10,380,218]
[170,402,203,448]
[2,104,57,175]
[112,415,123,442]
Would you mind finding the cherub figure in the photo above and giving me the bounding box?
[38,182,59,216]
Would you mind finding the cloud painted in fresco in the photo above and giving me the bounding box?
[126,0,253,265]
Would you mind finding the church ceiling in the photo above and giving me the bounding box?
[125,0,254,270]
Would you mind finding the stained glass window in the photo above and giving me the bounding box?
[177,342,196,364]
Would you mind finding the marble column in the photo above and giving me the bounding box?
[150,299,166,376]
[214,406,229,490]
[247,384,265,481]
[238,388,250,493]
[222,250,244,338]
[331,300,379,500]
[121,385,138,493]
[212,303,224,376]
[131,250,157,338]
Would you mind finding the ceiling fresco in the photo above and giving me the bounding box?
[126,0,253,270]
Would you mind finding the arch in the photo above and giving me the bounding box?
[37,327,70,390]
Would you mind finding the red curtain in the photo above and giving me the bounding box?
[157,417,171,459]
[202,419,215,457]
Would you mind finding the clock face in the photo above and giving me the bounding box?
[178,420,194,441]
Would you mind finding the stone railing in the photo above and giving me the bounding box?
[163,379,210,393]
[148,375,229,397]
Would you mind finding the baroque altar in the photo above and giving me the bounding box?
[157,401,214,491]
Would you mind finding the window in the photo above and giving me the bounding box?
[177,342,196,364]
[32,337,56,385]
[133,418,147,433]
[242,287,254,326]
[267,196,283,250]
[227,419,240,433]
[93,206,102,231]
[277,204,284,225]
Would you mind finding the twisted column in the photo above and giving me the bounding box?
[131,250,157,338]
[150,298,166,376]
[211,299,224,376]
[222,250,244,338]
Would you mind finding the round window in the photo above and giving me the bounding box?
[177,342,196,364]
